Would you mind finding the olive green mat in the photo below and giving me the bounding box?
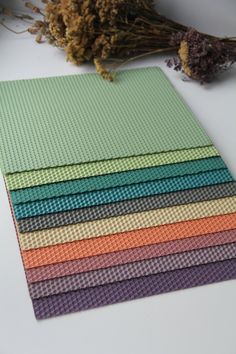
[5,146,218,190]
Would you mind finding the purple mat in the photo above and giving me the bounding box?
[33,258,236,319]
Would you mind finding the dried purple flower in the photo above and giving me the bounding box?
[169,28,236,83]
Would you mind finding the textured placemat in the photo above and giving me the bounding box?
[0,68,211,174]
[26,229,236,283]
[18,196,236,250]
[13,169,233,219]
[1,66,235,321]
[22,212,236,268]
[32,259,236,319]
[5,146,218,191]
[29,243,236,299]
[11,157,225,204]
[18,182,236,233]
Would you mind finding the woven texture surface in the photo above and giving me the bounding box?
[18,182,236,233]
[19,196,236,250]
[13,169,233,219]
[22,212,236,268]
[29,243,236,299]
[26,229,236,283]
[6,146,218,190]
[0,67,211,174]
[1,67,236,320]
[11,157,225,204]
[32,259,236,319]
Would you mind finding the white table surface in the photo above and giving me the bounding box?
[0,4,236,354]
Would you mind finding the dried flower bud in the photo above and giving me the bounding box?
[36,32,43,43]
[25,2,41,13]
[1,7,13,17]
[94,58,114,81]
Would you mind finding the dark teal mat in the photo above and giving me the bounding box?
[10,157,226,204]
[13,169,233,220]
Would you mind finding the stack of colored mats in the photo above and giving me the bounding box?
[0,67,235,320]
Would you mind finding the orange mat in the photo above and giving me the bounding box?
[22,212,236,268]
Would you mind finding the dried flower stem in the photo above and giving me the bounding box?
[0,21,28,34]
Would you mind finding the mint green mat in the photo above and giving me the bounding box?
[0,68,211,174]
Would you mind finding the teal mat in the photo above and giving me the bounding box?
[10,157,226,204]
[13,169,232,220]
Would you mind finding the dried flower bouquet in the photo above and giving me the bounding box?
[14,1,236,82]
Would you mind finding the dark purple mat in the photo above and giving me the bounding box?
[33,258,236,319]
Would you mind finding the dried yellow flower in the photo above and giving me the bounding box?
[178,40,192,77]
[94,58,114,81]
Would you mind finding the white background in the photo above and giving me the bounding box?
[0,1,236,354]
